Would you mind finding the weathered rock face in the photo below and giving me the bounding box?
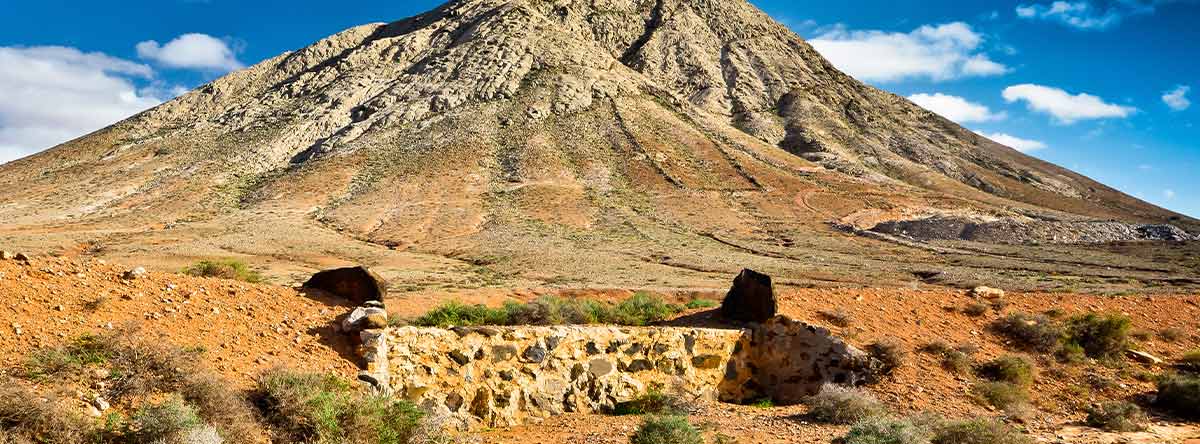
[373,317,875,430]
[384,326,743,429]
[720,269,776,323]
[302,266,387,303]
[721,316,874,405]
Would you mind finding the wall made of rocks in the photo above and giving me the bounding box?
[368,317,878,430]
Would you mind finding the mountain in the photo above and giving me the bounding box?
[1,0,1196,293]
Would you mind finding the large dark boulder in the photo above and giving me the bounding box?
[720,269,776,323]
[303,266,387,304]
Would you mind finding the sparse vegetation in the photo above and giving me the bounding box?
[257,369,427,444]
[183,259,264,283]
[930,417,1033,444]
[613,390,683,416]
[685,298,718,310]
[805,384,887,425]
[0,381,90,444]
[842,416,932,444]
[992,311,1133,362]
[412,293,685,327]
[867,340,907,376]
[963,302,989,317]
[1055,343,1086,364]
[1181,350,1200,371]
[1158,328,1185,343]
[1085,401,1147,432]
[977,355,1036,386]
[629,416,702,444]
[3,331,259,444]
[841,415,1032,444]
[1064,313,1132,360]
[972,381,1029,413]
[992,312,1063,353]
[922,343,978,374]
[1155,374,1200,419]
[749,398,776,409]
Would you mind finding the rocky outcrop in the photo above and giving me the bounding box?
[303,266,387,304]
[373,316,876,430]
[720,269,776,323]
[871,216,1197,245]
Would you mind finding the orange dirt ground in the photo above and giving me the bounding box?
[2,252,1198,443]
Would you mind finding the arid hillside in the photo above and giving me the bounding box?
[2,253,1198,443]
[0,0,1197,294]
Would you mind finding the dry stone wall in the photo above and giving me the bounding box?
[365,317,878,430]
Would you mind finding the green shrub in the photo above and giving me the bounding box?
[9,331,258,444]
[1156,374,1200,419]
[972,382,1029,411]
[183,259,263,283]
[992,313,1063,353]
[684,298,718,310]
[977,355,1036,386]
[749,398,776,409]
[128,396,205,442]
[842,416,932,444]
[23,334,112,380]
[921,342,976,374]
[610,293,684,326]
[613,390,683,415]
[931,418,1032,444]
[1055,342,1086,364]
[1085,401,1147,432]
[806,384,887,425]
[412,294,685,327]
[256,369,426,444]
[411,301,509,327]
[1065,313,1132,360]
[629,416,702,444]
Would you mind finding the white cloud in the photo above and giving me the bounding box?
[908,93,1006,123]
[809,22,1010,83]
[1002,84,1136,124]
[1164,189,1176,200]
[1015,1,1163,30]
[137,33,243,72]
[0,46,167,164]
[1162,85,1191,111]
[1138,164,1153,171]
[979,131,1048,152]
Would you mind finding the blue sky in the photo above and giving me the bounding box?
[1,0,1196,217]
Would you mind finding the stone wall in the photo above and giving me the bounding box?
[366,317,878,430]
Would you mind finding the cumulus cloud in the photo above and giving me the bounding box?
[980,132,1048,152]
[809,22,1010,83]
[1164,189,1176,199]
[1002,84,1136,124]
[0,46,165,164]
[909,93,1006,123]
[137,33,243,71]
[1015,1,1170,30]
[1162,85,1191,111]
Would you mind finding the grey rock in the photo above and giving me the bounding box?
[122,267,148,280]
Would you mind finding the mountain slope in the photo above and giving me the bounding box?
[0,0,1196,293]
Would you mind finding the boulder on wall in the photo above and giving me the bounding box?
[303,266,387,304]
[720,269,776,323]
